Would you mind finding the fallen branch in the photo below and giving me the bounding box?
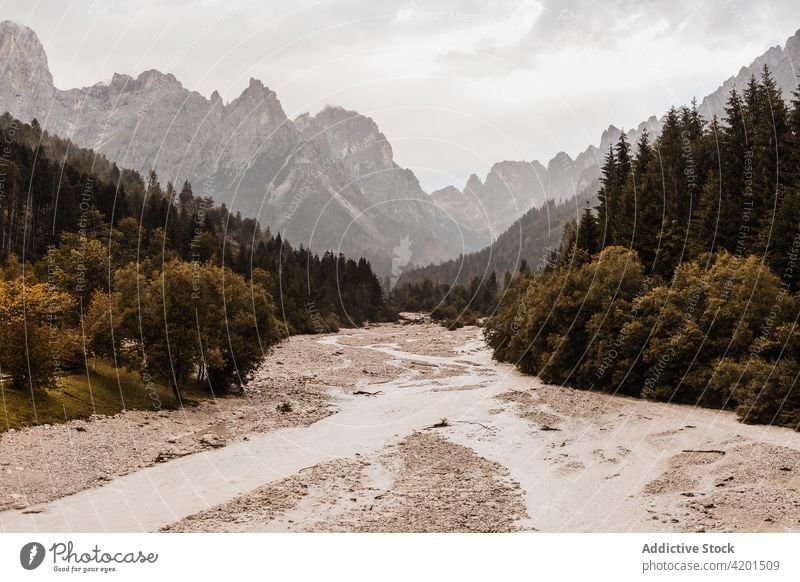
[423,419,494,431]
[453,420,492,430]
[681,449,726,455]
[423,418,450,430]
[352,390,384,396]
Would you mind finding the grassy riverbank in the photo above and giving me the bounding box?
[0,361,207,432]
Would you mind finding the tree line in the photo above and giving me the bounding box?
[0,114,394,402]
[390,272,500,328]
[394,191,596,289]
[486,66,800,428]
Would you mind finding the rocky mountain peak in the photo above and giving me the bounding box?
[430,185,462,202]
[699,27,800,120]
[0,19,485,272]
[0,20,54,120]
[311,105,385,143]
[134,69,184,93]
[464,173,484,192]
[599,125,622,152]
[548,151,574,168]
[301,105,397,180]
[108,72,133,91]
[786,28,800,54]
[0,20,52,84]
[292,111,313,133]
[237,77,277,102]
[223,78,287,131]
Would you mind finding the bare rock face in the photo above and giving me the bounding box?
[0,21,483,274]
[0,21,54,122]
[700,29,800,120]
[431,184,479,230]
[297,106,399,200]
[432,156,593,242]
[53,73,290,188]
[290,106,485,268]
[433,162,548,241]
[0,20,297,187]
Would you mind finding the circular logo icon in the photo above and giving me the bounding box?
[20,542,46,570]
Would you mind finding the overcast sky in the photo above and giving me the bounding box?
[3,0,799,191]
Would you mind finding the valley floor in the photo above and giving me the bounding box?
[1,319,800,532]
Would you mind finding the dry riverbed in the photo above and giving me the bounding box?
[165,431,527,533]
[2,317,800,532]
[0,326,411,511]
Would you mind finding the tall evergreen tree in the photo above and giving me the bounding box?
[576,207,600,255]
[596,144,617,247]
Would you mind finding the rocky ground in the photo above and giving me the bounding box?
[165,431,527,533]
[0,326,411,511]
[2,317,800,532]
[643,441,800,531]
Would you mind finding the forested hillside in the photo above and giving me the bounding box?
[396,187,597,288]
[0,114,393,405]
[390,181,595,328]
[485,67,800,428]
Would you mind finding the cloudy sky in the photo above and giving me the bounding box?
[3,0,798,191]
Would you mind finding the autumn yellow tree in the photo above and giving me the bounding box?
[82,289,117,369]
[0,276,76,389]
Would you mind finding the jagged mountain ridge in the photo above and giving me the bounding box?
[400,187,598,288]
[432,28,800,242]
[405,27,800,285]
[0,20,483,275]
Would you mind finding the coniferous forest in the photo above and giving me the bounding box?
[484,67,800,428]
[0,114,394,404]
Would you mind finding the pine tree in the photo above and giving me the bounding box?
[631,129,661,268]
[614,133,634,246]
[752,66,791,257]
[596,145,617,247]
[651,107,685,276]
[576,207,600,255]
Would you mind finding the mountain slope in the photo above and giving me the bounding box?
[414,27,800,285]
[0,20,481,275]
[431,28,800,243]
[400,185,597,287]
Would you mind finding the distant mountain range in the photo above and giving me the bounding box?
[1,20,799,279]
[0,20,482,275]
[432,27,800,246]
[402,27,800,284]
